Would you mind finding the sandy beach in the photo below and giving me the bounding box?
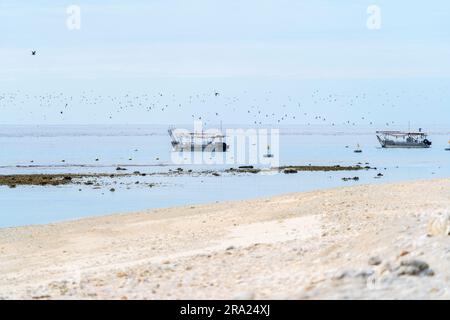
[1,178,450,300]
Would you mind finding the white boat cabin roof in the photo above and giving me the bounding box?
[376,131,427,137]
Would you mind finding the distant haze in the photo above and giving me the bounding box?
[1,1,449,126]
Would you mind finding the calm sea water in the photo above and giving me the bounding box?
[1,125,449,228]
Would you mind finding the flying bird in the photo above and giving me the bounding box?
[31,51,36,56]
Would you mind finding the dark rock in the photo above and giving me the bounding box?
[334,269,374,280]
[342,177,360,181]
[368,256,382,266]
[396,259,433,276]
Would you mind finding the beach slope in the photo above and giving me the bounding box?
[1,179,450,299]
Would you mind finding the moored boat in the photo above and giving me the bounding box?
[168,128,228,152]
[376,130,432,148]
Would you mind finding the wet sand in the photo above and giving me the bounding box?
[1,178,449,299]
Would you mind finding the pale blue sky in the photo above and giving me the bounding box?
[0,1,449,125]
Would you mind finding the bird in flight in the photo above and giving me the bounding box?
[31,51,36,56]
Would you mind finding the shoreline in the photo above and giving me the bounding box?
[1,178,450,299]
[0,176,439,230]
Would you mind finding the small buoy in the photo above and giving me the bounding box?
[263,145,274,158]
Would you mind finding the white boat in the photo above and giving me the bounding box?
[376,130,432,148]
[168,128,228,152]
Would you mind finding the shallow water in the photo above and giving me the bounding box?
[1,125,449,228]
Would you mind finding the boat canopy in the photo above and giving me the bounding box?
[170,131,225,139]
[376,131,427,137]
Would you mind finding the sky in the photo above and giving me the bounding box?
[0,1,449,125]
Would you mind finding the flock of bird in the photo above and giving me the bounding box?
[0,49,445,128]
[0,88,405,127]
[2,82,442,129]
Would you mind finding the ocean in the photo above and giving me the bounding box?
[1,125,449,228]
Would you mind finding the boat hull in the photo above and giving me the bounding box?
[378,141,431,148]
[376,135,431,149]
[172,142,228,152]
